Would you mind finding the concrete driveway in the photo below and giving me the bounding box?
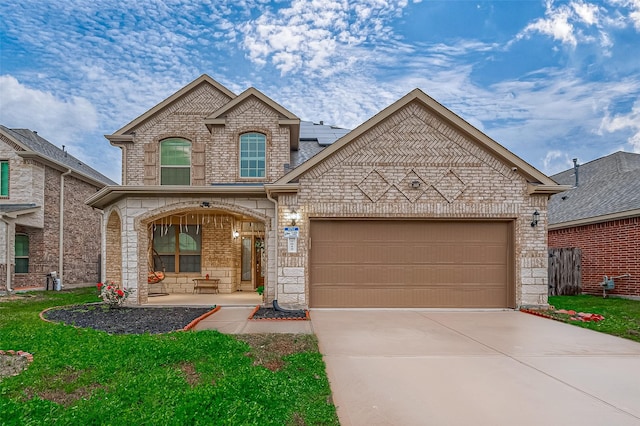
[311,310,640,426]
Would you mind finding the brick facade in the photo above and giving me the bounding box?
[549,217,640,297]
[277,101,550,307]
[1,132,105,291]
[94,75,560,308]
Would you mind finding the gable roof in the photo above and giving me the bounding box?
[0,126,115,186]
[548,151,640,228]
[273,88,564,194]
[107,74,236,140]
[204,87,300,150]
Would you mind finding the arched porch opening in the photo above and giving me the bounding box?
[140,205,269,299]
[105,211,122,286]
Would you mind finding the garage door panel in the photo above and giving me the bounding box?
[311,286,508,308]
[310,220,513,308]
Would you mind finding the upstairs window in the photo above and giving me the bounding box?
[15,234,29,273]
[239,133,266,178]
[160,138,191,185]
[0,160,8,197]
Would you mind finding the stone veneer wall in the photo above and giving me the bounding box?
[274,101,550,308]
[105,211,122,285]
[103,196,275,304]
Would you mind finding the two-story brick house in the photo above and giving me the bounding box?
[87,74,568,308]
[0,126,115,292]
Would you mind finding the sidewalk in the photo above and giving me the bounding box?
[193,307,313,334]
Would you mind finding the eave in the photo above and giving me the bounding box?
[17,152,110,188]
[86,185,268,210]
[527,184,572,195]
[0,206,41,219]
[264,183,300,195]
[549,208,640,230]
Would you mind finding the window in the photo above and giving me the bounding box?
[239,133,266,178]
[153,225,201,273]
[160,138,191,185]
[15,234,29,273]
[0,160,8,197]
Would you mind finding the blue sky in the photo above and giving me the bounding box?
[1,0,639,183]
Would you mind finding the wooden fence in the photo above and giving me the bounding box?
[548,248,582,296]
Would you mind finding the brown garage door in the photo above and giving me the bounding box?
[310,220,513,308]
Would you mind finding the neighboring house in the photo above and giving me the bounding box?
[87,74,567,308]
[548,152,640,298]
[0,126,116,292]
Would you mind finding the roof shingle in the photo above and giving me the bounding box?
[548,152,640,225]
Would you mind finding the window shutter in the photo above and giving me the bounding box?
[144,144,157,185]
[1,161,8,196]
[192,143,205,186]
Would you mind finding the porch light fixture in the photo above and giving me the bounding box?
[531,210,540,227]
[232,230,240,239]
[287,209,300,226]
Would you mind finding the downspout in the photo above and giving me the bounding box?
[265,190,279,304]
[59,169,72,287]
[0,215,12,292]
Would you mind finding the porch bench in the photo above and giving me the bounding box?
[192,278,220,294]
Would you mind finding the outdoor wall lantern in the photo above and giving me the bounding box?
[287,209,300,226]
[232,230,240,239]
[531,210,540,227]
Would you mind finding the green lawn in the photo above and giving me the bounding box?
[0,288,338,425]
[548,295,640,343]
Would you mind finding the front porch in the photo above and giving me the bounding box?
[144,290,262,307]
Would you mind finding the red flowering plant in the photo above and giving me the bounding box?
[96,282,135,307]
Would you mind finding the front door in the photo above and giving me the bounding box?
[241,232,265,291]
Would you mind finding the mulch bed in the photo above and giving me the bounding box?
[250,307,309,320]
[42,304,215,334]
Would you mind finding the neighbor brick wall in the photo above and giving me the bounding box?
[12,168,103,288]
[549,217,640,297]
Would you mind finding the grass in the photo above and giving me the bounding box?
[0,288,338,425]
[546,295,640,343]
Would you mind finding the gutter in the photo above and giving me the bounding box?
[0,215,12,292]
[59,169,72,288]
[265,189,279,305]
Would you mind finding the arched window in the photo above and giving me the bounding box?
[239,133,266,178]
[15,234,29,273]
[160,138,191,185]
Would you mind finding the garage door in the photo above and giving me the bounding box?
[310,220,513,308]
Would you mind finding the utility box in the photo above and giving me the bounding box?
[601,278,615,290]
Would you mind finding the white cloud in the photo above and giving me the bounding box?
[519,1,578,47]
[0,75,98,146]
[239,0,411,76]
[543,150,575,175]
[598,100,640,152]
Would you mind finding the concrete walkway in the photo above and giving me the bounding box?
[311,310,640,426]
[193,307,313,334]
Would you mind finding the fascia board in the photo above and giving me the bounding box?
[549,208,640,230]
[86,185,268,209]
